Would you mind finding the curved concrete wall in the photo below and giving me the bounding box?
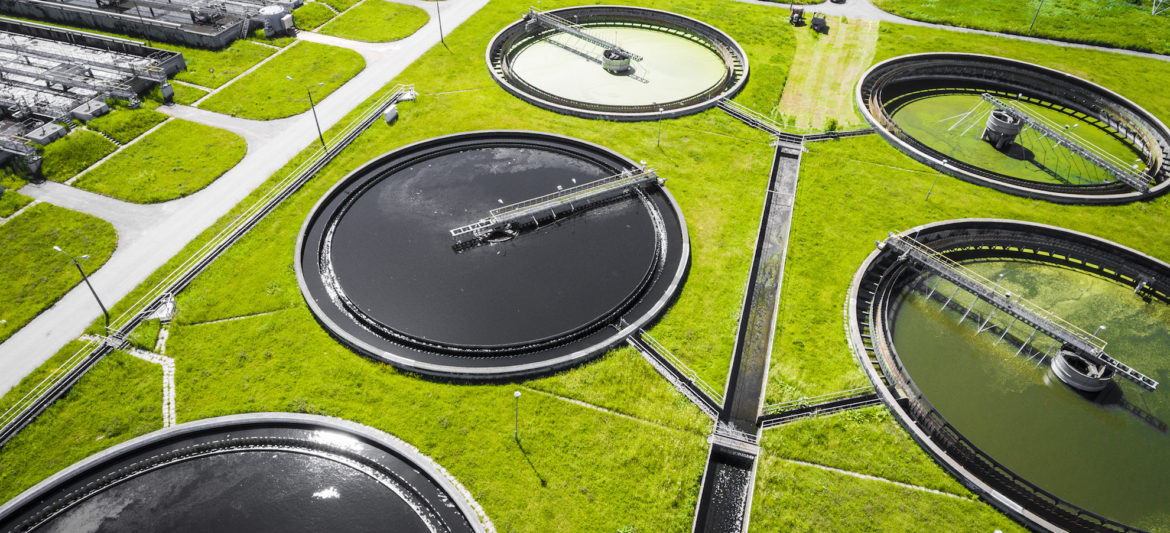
[856,53,1170,204]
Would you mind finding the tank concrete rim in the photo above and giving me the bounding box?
[0,413,492,532]
[294,130,690,381]
[855,52,1170,204]
[845,217,1169,532]
[485,5,750,122]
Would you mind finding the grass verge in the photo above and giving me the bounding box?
[0,204,117,343]
[39,130,117,183]
[85,106,169,144]
[198,41,366,120]
[294,1,338,30]
[72,120,247,204]
[872,0,1170,55]
[318,0,430,42]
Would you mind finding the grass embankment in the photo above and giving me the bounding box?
[872,0,1170,55]
[319,0,361,11]
[0,173,33,218]
[766,22,1170,404]
[127,319,162,351]
[85,106,169,144]
[318,0,430,42]
[775,16,878,129]
[39,130,117,183]
[162,40,276,89]
[294,1,338,30]
[72,120,247,204]
[198,41,365,120]
[0,351,162,495]
[752,426,1022,531]
[0,0,794,528]
[0,204,117,343]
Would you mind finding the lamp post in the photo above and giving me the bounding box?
[656,106,664,148]
[54,246,109,332]
[435,0,446,48]
[1029,0,1046,32]
[286,76,327,150]
[513,390,521,442]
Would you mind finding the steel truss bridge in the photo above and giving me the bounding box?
[981,93,1152,193]
[882,233,1158,392]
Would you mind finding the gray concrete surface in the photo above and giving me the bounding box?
[0,0,491,395]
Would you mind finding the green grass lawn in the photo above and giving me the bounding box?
[162,40,276,89]
[0,203,117,343]
[0,190,32,219]
[294,1,338,30]
[127,318,162,351]
[85,106,169,144]
[39,130,117,183]
[319,0,361,11]
[0,350,163,497]
[318,0,430,42]
[72,120,246,204]
[198,41,365,120]
[872,0,1170,55]
[0,172,32,218]
[751,442,1022,531]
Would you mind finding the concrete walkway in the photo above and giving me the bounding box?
[18,181,158,239]
[0,0,492,395]
[735,0,1170,63]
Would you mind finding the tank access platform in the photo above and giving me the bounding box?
[449,166,662,242]
[881,233,1159,392]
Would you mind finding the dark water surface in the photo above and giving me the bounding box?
[892,262,1170,530]
[328,146,658,349]
[39,451,430,533]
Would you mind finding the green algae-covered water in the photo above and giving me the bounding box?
[510,26,727,108]
[892,261,1170,530]
[892,94,1147,186]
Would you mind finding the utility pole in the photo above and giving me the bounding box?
[513,390,521,442]
[286,76,327,150]
[54,246,110,332]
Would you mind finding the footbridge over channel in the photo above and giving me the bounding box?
[881,233,1159,392]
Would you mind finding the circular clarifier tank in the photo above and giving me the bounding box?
[0,414,489,533]
[297,131,689,380]
[850,220,1170,531]
[487,6,749,121]
[857,53,1170,204]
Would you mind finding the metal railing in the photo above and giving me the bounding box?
[883,233,1157,392]
[982,93,1151,193]
[761,386,875,415]
[639,330,725,405]
[451,167,658,238]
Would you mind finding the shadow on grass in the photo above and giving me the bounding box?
[516,440,548,487]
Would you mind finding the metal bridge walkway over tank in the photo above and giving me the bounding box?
[881,232,1158,392]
